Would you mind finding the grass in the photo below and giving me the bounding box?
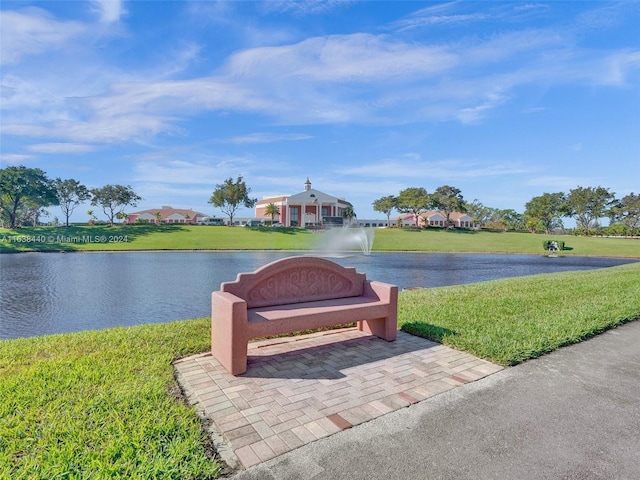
[1,225,639,257]
[0,320,222,480]
[372,228,640,257]
[2,265,639,478]
[0,225,315,253]
[399,262,640,366]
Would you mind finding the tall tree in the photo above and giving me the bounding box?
[54,178,90,227]
[610,192,640,235]
[90,185,142,226]
[22,201,48,226]
[264,203,280,223]
[208,176,257,226]
[396,187,430,227]
[430,185,465,227]
[497,209,525,231]
[465,199,495,228]
[372,195,397,226]
[0,165,58,228]
[524,192,567,234]
[565,186,615,234]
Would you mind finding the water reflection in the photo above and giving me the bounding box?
[1,251,636,340]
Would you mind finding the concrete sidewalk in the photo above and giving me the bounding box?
[231,320,640,480]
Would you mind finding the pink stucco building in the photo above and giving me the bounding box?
[255,178,354,227]
[126,206,209,224]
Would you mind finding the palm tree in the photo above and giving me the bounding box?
[154,211,162,225]
[264,203,280,224]
[343,205,356,224]
[116,211,129,224]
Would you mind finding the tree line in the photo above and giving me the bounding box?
[0,165,141,228]
[0,166,257,229]
[2,165,639,235]
[372,185,640,236]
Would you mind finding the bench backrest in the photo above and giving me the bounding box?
[220,256,366,308]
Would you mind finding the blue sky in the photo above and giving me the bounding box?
[1,1,639,224]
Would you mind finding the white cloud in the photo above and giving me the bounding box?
[3,8,639,146]
[574,1,633,30]
[261,0,346,16]
[341,159,421,178]
[27,143,98,154]
[0,153,35,164]
[132,158,256,185]
[456,95,507,124]
[133,161,218,185]
[598,50,640,86]
[2,114,177,143]
[90,0,126,24]
[225,133,313,144]
[390,2,486,31]
[342,158,532,180]
[0,7,86,65]
[226,34,458,84]
[393,12,488,31]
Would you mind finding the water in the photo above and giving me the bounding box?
[1,251,636,340]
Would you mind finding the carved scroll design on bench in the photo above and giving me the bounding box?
[248,268,353,303]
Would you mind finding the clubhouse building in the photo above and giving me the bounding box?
[255,178,355,227]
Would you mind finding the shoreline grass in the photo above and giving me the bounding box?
[1,225,639,258]
[399,262,640,366]
[2,263,639,478]
[0,320,222,480]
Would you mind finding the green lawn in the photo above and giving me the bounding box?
[0,225,315,253]
[1,225,639,257]
[0,320,222,480]
[2,263,639,478]
[2,225,639,478]
[399,262,640,365]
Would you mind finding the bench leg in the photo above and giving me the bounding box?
[212,292,249,375]
[360,282,398,341]
[359,316,397,341]
[212,332,248,376]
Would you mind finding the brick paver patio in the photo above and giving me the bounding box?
[174,328,503,469]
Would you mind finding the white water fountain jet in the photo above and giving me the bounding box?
[314,226,375,257]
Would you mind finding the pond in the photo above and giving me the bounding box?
[1,251,636,340]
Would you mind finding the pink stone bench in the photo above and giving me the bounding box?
[211,256,398,375]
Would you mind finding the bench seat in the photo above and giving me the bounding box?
[248,295,392,335]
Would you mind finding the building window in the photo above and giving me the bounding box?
[290,207,299,226]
